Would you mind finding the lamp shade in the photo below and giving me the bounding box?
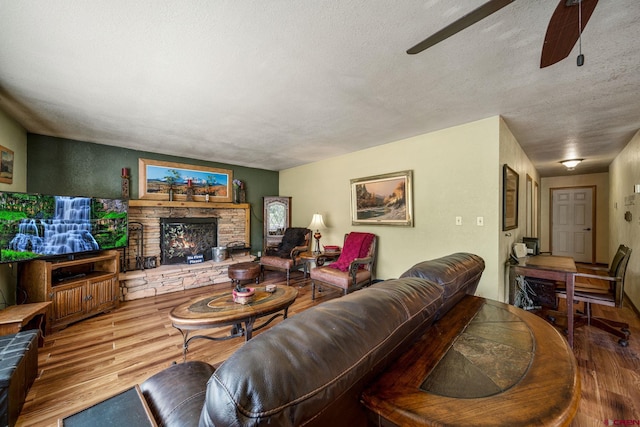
[308,213,326,231]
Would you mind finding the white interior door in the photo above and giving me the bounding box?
[551,187,594,263]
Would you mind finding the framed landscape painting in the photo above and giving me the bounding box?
[139,158,232,202]
[351,170,413,226]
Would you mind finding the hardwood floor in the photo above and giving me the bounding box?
[16,271,640,426]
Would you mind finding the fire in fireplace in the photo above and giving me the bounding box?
[160,217,218,265]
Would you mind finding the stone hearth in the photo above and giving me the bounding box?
[119,254,255,301]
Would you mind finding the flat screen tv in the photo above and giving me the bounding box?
[0,192,128,263]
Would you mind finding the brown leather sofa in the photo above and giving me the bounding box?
[140,252,485,427]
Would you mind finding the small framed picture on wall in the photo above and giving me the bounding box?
[0,145,14,184]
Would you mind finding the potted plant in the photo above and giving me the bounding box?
[164,169,180,201]
[205,175,217,202]
[232,179,244,204]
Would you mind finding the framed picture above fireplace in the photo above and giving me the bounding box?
[139,158,232,203]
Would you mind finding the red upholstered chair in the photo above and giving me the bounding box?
[259,227,311,285]
[310,232,376,300]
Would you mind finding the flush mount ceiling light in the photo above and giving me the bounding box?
[560,159,583,169]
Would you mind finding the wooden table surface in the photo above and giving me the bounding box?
[362,295,580,427]
[170,285,298,360]
[522,255,577,272]
[0,302,51,346]
[170,286,298,328]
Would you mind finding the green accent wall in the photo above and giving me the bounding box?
[27,134,278,252]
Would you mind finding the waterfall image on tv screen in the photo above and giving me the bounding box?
[0,192,128,263]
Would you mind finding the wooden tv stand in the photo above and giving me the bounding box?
[19,251,120,334]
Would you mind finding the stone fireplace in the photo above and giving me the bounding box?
[119,200,253,301]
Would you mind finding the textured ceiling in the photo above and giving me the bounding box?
[0,1,639,176]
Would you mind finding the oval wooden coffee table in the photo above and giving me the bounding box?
[170,285,298,360]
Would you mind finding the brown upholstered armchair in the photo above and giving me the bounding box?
[310,232,376,300]
[260,227,311,285]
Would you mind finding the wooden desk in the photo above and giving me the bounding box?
[512,255,577,348]
[362,296,580,426]
[0,302,51,346]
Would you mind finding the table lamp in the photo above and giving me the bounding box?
[308,213,326,255]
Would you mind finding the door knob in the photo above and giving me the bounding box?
[583,228,592,231]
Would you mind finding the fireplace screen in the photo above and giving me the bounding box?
[160,218,217,265]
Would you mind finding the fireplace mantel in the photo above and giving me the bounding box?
[128,200,249,209]
[127,199,250,245]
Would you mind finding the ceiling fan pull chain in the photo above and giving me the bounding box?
[577,0,584,66]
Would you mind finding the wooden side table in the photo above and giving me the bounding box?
[0,302,51,347]
[300,251,341,277]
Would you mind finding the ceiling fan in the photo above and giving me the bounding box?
[406,0,599,68]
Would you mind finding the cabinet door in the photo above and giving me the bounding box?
[87,276,119,313]
[51,284,86,324]
[263,197,291,252]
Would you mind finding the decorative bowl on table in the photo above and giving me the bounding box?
[323,245,340,253]
[232,287,255,304]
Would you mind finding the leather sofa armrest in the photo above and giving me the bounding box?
[140,361,215,427]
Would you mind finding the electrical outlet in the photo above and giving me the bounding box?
[476,216,484,226]
[455,216,462,226]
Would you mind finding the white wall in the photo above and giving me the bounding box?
[0,109,28,306]
[609,129,640,311]
[498,118,540,301]
[280,117,506,300]
[540,173,609,264]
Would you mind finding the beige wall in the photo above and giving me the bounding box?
[0,109,28,305]
[498,118,540,301]
[281,116,509,300]
[540,173,610,264]
[609,129,640,311]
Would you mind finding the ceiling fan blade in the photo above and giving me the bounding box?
[407,0,517,55]
[540,0,599,68]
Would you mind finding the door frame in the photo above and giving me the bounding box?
[549,185,597,264]
[525,174,539,237]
